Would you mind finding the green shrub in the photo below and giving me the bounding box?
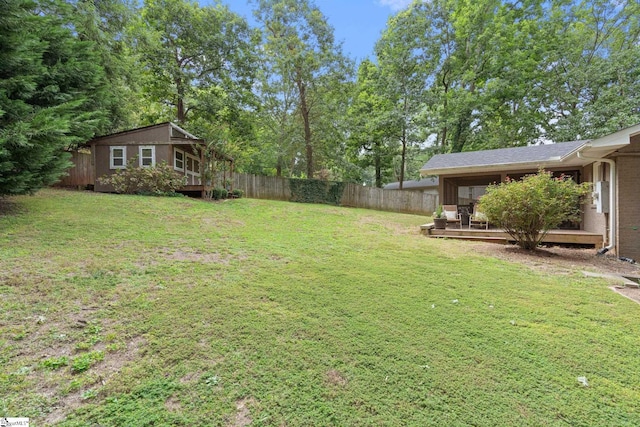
[478,170,591,250]
[98,158,186,195]
[231,189,244,198]
[289,179,346,205]
[212,187,228,200]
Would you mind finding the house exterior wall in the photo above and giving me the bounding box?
[616,134,640,260]
[580,163,608,245]
[438,166,608,237]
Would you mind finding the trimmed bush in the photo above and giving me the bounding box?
[212,187,228,200]
[98,158,186,195]
[478,170,591,250]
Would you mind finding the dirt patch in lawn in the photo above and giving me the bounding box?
[228,397,256,427]
[325,369,348,387]
[470,242,640,303]
[42,336,145,425]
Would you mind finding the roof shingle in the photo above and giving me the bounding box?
[421,140,587,172]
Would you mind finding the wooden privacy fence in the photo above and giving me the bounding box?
[233,173,291,201]
[54,151,93,188]
[232,173,438,216]
[341,183,438,215]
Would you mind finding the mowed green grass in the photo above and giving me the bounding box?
[1,189,640,426]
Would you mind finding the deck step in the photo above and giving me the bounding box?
[430,234,509,244]
[422,226,602,247]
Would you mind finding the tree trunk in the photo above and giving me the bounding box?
[177,96,185,123]
[399,97,408,190]
[295,71,313,178]
[399,132,406,190]
[176,74,186,123]
[374,142,382,188]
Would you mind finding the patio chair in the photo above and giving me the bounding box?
[443,205,461,228]
[469,209,489,229]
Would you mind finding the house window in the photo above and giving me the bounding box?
[174,148,184,171]
[139,146,155,167]
[110,146,126,169]
[458,185,487,206]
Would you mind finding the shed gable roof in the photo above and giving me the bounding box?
[89,122,202,145]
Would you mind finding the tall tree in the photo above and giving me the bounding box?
[375,2,430,187]
[66,0,140,133]
[375,0,640,158]
[253,0,353,178]
[346,60,396,187]
[0,0,110,195]
[136,0,257,125]
[538,0,640,141]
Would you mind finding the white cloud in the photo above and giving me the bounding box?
[377,0,413,11]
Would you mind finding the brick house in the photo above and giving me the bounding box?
[419,124,640,261]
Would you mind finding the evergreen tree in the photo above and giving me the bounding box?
[0,0,109,195]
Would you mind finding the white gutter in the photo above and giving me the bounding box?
[577,149,616,254]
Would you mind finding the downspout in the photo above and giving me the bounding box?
[577,149,616,255]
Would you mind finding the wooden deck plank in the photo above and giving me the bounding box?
[421,225,603,247]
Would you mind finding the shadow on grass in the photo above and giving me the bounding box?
[0,197,24,217]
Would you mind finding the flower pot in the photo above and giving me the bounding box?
[434,217,447,229]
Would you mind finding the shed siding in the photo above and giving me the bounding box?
[93,143,174,192]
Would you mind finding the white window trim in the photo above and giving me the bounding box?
[185,152,201,185]
[174,148,185,172]
[110,146,127,169]
[139,145,156,168]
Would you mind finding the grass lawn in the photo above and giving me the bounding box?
[2,189,640,426]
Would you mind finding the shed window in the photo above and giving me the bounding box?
[110,146,126,169]
[139,146,155,167]
[174,148,184,171]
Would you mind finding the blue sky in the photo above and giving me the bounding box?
[217,0,413,61]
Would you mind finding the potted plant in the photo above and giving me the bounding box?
[433,205,447,229]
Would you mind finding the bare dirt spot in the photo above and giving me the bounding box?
[157,247,235,264]
[359,216,420,236]
[469,242,640,303]
[180,371,201,384]
[325,369,348,387]
[42,336,145,425]
[165,395,182,412]
[471,243,640,275]
[228,397,256,427]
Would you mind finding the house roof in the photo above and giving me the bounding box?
[383,177,439,190]
[420,123,640,177]
[420,140,589,176]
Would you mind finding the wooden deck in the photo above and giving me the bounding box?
[420,224,603,247]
